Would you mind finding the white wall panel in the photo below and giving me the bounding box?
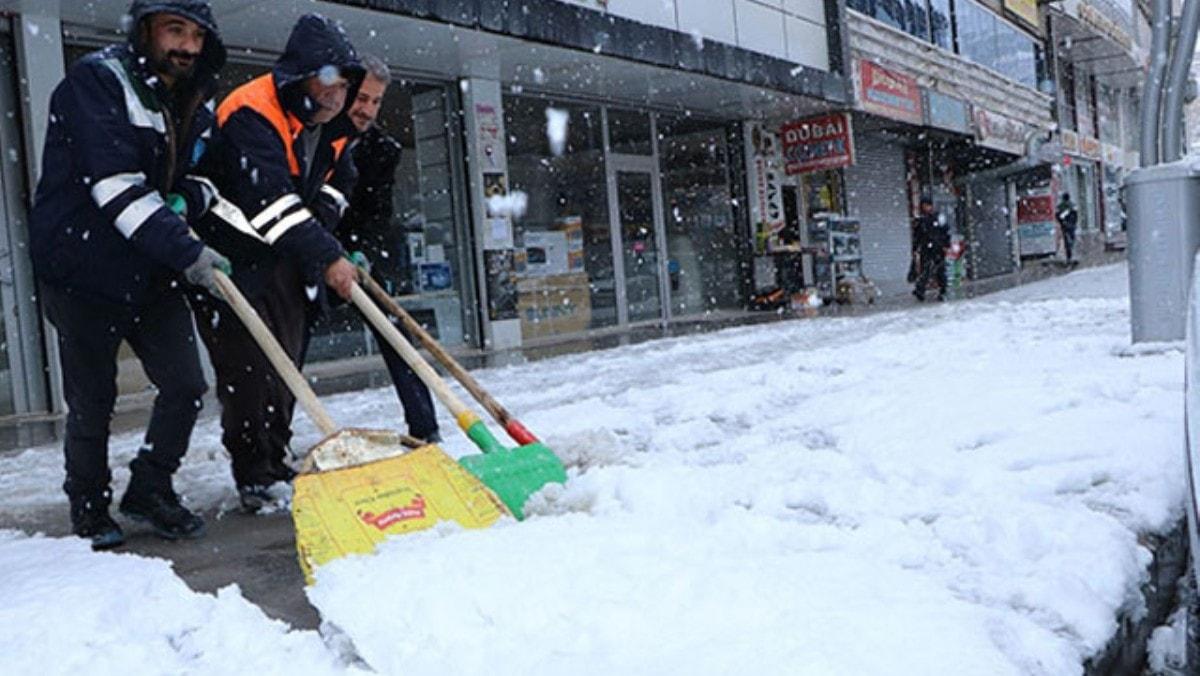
[783,0,825,25]
[786,15,829,70]
[735,0,788,60]
[605,0,678,31]
[676,0,738,46]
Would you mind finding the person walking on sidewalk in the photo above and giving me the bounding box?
[911,196,950,302]
[337,54,439,442]
[28,0,230,549]
[1056,193,1079,264]
[191,14,363,512]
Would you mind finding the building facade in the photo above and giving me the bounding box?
[0,0,852,418]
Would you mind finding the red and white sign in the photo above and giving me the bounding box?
[781,112,855,175]
[857,60,923,125]
[974,108,1029,155]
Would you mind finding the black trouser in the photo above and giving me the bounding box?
[368,307,438,439]
[192,263,307,488]
[306,281,439,440]
[1063,226,1077,261]
[42,285,207,508]
[914,250,947,298]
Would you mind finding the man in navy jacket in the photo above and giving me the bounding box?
[29,0,231,548]
[191,14,362,511]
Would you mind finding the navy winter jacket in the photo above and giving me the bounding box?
[29,0,227,306]
[195,13,364,299]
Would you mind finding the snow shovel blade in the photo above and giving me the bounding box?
[457,429,566,520]
[292,430,507,584]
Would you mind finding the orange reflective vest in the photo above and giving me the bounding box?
[217,74,349,180]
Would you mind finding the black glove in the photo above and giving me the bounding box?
[184,246,232,297]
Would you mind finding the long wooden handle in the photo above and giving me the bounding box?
[348,283,477,422]
[360,274,514,426]
[212,270,339,437]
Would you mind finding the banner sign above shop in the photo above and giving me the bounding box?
[1079,136,1102,160]
[923,90,971,135]
[974,108,1028,155]
[1003,0,1040,31]
[857,60,923,125]
[781,112,855,175]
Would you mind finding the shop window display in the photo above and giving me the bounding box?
[504,96,616,338]
[657,116,742,315]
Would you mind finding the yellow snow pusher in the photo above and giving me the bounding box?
[212,271,506,584]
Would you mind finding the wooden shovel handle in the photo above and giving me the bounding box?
[348,282,475,421]
[211,270,339,437]
[359,274,516,427]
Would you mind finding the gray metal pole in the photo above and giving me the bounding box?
[1142,0,1170,166]
[1164,0,1200,161]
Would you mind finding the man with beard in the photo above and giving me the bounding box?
[191,14,363,512]
[339,54,439,443]
[28,0,231,548]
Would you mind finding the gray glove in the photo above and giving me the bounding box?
[184,246,232,297]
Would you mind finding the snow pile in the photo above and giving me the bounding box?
[303,263,1184,675]
[0,263,1185,675]
[0,531,355,675]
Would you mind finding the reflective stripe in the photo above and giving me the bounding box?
[250,194,302,230]
[91,172,146,208]
[100,58,165,133]
[113,192,165,238]
[263,207,313,244]
[320,184,349,216]
[185,174,218,207]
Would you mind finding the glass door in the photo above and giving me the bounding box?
[607,156,668,325]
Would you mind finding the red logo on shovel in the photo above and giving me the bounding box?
[359,496,427,530]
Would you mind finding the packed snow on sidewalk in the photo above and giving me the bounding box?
[0,262,1186,675]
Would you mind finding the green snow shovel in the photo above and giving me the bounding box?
[347,281,566,519]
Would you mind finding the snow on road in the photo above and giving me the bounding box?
[0,263,1185,674]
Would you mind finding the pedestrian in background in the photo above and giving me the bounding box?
[911,196,949,302]
[1056,193,1079,264]
[339,54,440,443]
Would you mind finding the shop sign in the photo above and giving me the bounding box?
[745,122,787,253]
[1003,0,1040,31]
[781,112,855,175]
[923,90,971,135]
[1071,0,1133,51]
[1061,130,1079,154]
[857,60,923,125]
[974,108,1028,155]
[1080,136,1102,159]
[1016,192,1058,256]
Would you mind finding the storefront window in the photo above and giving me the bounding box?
[929,0,953,50]
[608,109,652,155]
[657,116,741,315]
[308,81,467,360]
[957,0,998,74]
[504,96,616,338]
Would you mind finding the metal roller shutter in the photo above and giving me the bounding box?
[845,132,911,296]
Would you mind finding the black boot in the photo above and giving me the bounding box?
[119,469,205,540]
[70,496,124,551]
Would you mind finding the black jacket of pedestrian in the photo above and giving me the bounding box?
[913,212,950,256]
[1057,197,1079,232]
[342,124,402,255]
[29,0,227,306]
[195,13,364,299]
